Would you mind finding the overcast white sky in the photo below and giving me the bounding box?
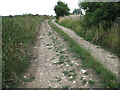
[0,0,79,16]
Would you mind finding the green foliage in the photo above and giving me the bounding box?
[88,79,95,85]
[80,2,120,27]
[58,18,120,58]
[62,85,70,88]
[49,21,119,88]
[73,8,82,14]
[79,2,120,57]
[54,1,70,19]
[2,14,45,88]
[22,76,35,82]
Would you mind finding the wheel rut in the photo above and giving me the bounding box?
[52,20,119,77]
[22,20,103,88]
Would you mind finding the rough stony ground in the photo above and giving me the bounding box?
[21,21,103,88]
[52,20,119,77]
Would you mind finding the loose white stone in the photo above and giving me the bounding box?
[90,78,92,81]
[23,76,27,78]
[48,83,51,86]
[63,48,66,51]
[74,62,78,65]
[69,76,73,79]
[38,36,43,39]
[83,76,86,78]
[71,61,75,63]
[64,79,67,81]
[83,77,86,80]
[86,82,89,85]
[64,69,67,71]
[49,64,52,66]
[81,69,86,73]
[34,47,37,48]
[66,64,69,67]
[47,59,49,62]
[40,73,43,76]
[73,81,76,83]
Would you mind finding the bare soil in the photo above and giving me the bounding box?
[52,20,119,77]
[20,21,103,88]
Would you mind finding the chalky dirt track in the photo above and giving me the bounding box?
[21,20,118,88]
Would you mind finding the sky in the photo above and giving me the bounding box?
[0,0,79,16]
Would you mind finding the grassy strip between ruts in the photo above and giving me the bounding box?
[48,20,119,88]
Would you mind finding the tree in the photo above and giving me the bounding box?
[54,1,70,19]
[80,2,120,27]
[73,9,82,14]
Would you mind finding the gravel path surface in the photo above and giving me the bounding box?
[52,20,119,76]
[21,21,103,88]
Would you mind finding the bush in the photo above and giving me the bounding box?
[80,2,120,28]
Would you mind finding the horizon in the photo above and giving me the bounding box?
[0,0,79,16]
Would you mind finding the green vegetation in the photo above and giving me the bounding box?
[58,2,120,58]
[88,79,95,85]
[22,76,35,82]
[62,69,77,80]
[2,14,47,88]
[62,85,70,88]
[54,1,70,19]
[58,17,120,58]
[48,21,119,88]
[82,79,87,84]
[82,79,95,85]
[73,8,82,14]
[80,2,120,27]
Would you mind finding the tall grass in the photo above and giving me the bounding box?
[58,18,120,58]
[2,14,46,88]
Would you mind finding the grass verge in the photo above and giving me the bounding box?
[48,20,119,88]
[58,18,120,58]
[2,14,50,88]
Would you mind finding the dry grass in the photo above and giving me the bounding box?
[2,14,46,88]
[58,18,120,58]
